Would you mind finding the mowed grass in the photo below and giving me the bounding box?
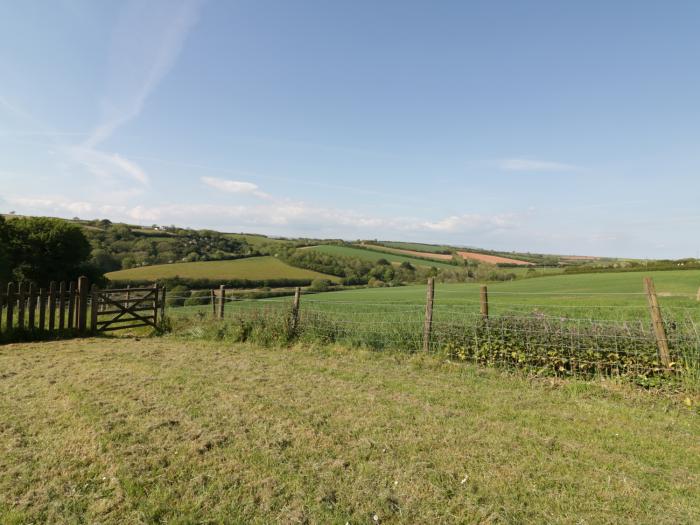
[308,244,457,269]
[0,338,698,524]
[105,256,340,282]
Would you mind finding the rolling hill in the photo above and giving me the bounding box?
[106,256,340,282]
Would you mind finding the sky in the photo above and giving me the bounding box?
[1,0,699,259]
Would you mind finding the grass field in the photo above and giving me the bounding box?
[375,241,454,253]
[1,338,698,524]
[223,233,287,247]
[282,268,700,315]
[105,256,340,282]
[308,244,457,269]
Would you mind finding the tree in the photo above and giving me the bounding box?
[9,217,94,284]
[0,216,12,282]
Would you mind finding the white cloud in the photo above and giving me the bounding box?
[421,214,516,232]
[200,177,271,199]
[5,194,521,240]
[497,158,580,173]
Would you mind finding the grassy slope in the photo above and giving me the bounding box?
[0,338,697,524]
[308,244,456,269]
[223,233,286,247]
[378,241,453,253]
[106,256,340,282]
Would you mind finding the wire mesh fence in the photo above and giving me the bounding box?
[164,282,700,383]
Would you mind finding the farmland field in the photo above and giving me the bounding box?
[376,240,454,253]
[223,233,286,247]
[1,338,698,524]
[307,244,456,269]
[105,256,340,282]
[361,243,533,266]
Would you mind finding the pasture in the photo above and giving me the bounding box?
[105,256,339,282]
[307,244,456,269]
[1,338,698,524]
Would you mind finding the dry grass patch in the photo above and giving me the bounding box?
[0,338,698,524]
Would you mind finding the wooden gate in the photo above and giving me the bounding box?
[91,285,164,332]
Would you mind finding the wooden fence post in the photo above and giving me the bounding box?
[27,283,36,330]
[90,284,99,333]
[423,278,435,352]
[77,276,88,333]
[480,285,489,320]
[0,286,5,333]
[152,285,159,325]
[17,282,25,330]
[643,277,671,367]
[58,282,66,330]
[38,288,47,330]
[6,282,15,332]
[67,281,76,329]
[160,286,167,321]
[290,287,301,335]
[48,281,56,331]
[218,285,226,319]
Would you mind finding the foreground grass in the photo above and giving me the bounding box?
[0,338,698,524]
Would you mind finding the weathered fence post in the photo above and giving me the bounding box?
[480,285,489,320]
[0,287,4,333]
[160,286,167,321]
[17,282,25,329]
[423,277,435,352]
[67,281,76,329]
[58,282,66,330]
[643,277,671,367]
[77,276,88,333]
[290,286,301,335]
[90,284,99,333]
[218,284,226,319]
[6,282,15,331]
[27,283,36,330]
[38,288,47,330]
[48,281,57,331]
[152,285,159,325]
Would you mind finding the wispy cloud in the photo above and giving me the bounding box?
[201,177,271,199]
[421,214,516,232]
[67,147,150,186]
[497,158,581,173]
[84,0,204,148]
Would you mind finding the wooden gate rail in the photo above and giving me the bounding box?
[0,278,165,340]
[92,286,161,332]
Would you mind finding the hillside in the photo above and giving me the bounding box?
[306,244,457,269]
[106,256,340,282]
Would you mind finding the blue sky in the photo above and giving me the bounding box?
[1,0,699,258]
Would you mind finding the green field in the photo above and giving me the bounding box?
[223,233,287,247]
[376,240,454,253]
[307,244,457,269]
[106,256,339,282]
[284,269,700,315]
[1,338,697,523]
